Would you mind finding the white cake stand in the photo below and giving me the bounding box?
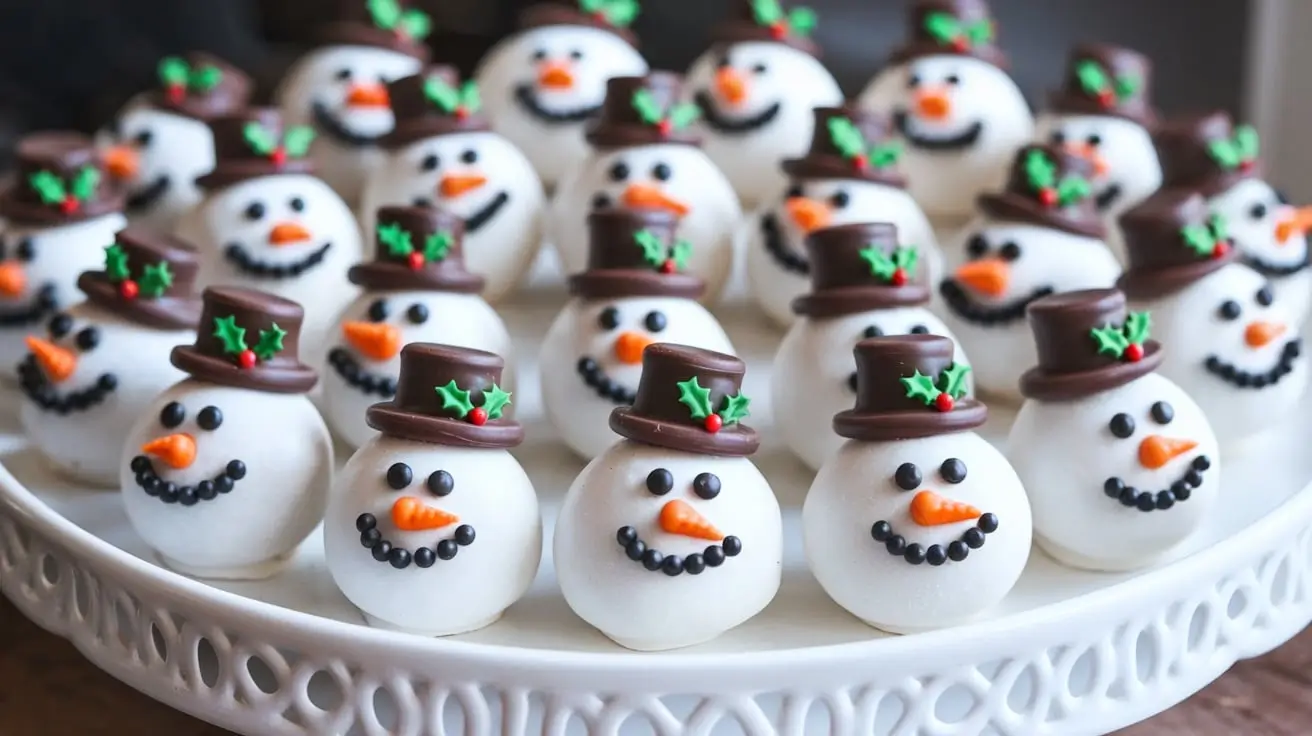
[2,279,1312,736]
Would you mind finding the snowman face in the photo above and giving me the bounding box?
[890,56,1032,154]
[1209,179,1309,274]
[483,26,642,122]
[687,41,834,133]
[0,215,126,329]
[19,307,123,412]
[1034,114,1161,217]
[777,178,925,240]
[280,46,421,143]
[97,102,213,215]
[574,144,731,231]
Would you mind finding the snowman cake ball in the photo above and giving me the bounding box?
[773,222,971,471]
[324,343,540,636]
[323,205,512,450]
[683,0,842,210]
[20,229,201,486]
[359,67,545,303]
[548,73,741,302]
[121,287,332,580]
[1155,111,1312,324]
[857,0,1033,222]
[274,0,431,203]
[178,108,363,359]
[97,53,252,230]
[0,133,127,379]
[556,343,782,651]
[803,335,1032,634]
[938,143,1121,400]
[541,207,734,460]
[473,0,648,188]
[745,106,939,328]
[1008,289,1219,571]
[1117,189,1306,447]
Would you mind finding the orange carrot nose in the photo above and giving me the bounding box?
[141,433,197,470]
[1274,205,1312,244]
[269,221,312,246]
[25,336,77,384]
[1063,142,1110,177]
[1245,320,1286,348]
[0,262,26,297]
[785,196,831,232]
[613,330,653,364]
[915,87,952,121]
[537,60,575,89]
[103,145,140,180]
[910,490,981,527]
[1138,435,1198,470]
[622,183,691,216]
[345,82,390,108]
[440,172,488,199]
[342,320,402,361]
[715,67,749,106]
[391,496,459,532]
[953,258,1009,297]
[659,499,723,540]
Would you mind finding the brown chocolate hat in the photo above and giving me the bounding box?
[977,143,1105,238]
[77,227,202,330]
[0,132,125,226]
[782,107,907,187]
[314,0,432,60]
[567,207,705,300]
[366,343,523,448]
[887,0,1008,68]
[1154,111,1260,197]
[833,334,985,441]
[707,0,822,56]
[1047,43,1154,127]
[585,73,702,149]
[195,108,317,190]
[383,66,490,149]
[792,222,929,318]
[518,0,640,46]
[1116,188,1237,300]
[145,53,253,120]
[349,205,484,293]
[170,286,318,394]
[610,343,758,456]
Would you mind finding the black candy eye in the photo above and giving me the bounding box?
[906,74,921,89]
[1086,134,1102,147]
[197,405,223,430]
[910,325,930,335]
[894,462,921,491]
[863,325,883,338]
[531,49,547,62]
[940,458,967,484]
[785,184,804,199]
[427,469,454,496]
[608,161,629,182]
[1150,401,1174,425]
[752,63,767,74]
[999,242,1022,261]
[407,303,429,324]
[1217,300,1241,320]
[48,313,72,339]
[651,163,671,181]
[693,472,721,499]
[15,238,34,262]
[289,197,305,212]
[386,462,412,490]
[244,201,265,221]
[966,235,988,259]
[1050,130,1066,145]
[334,68,352,81]
[133,130,153,147]
[591,193,612,210]
[1249,203,1267,220]
[569,49,583,61]
[716,56,731,69]
[945,74,961,85]
[367,299,389,322]
[644,311,667,332]
[421,154,439,172]
[460,149,478,164]
[1109,412,1135,439]
[75,327,99,351]
[412,196,433,207]
[159,401,185,428]
[646,468,673,495]
[830,191,850,209]
[1256,286,1274,306]
[598,306,620,330]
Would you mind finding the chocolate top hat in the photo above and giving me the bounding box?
[170,286,318,394]
[77,228,203,330]
[833,335,985,441]
[1154,111,1259,197]
[384,66,490,149]
[146,53,252,120]
[586,73,702,149]
[567,207,705,300]
[888,0,1007,68]
[977,144,1105,238]
[792,222,929,318]
[1019,288,1162,401]
[1048,43,1154,126]
[349,205,483,293]
[314,0,432,59]
[782,107,907,187]
[0,132,125,226]
[1116,188,1237,300]
[518,0,640,46]
[708,0,822,56]
[610,343,759,456]
[195,108,317,190]
[366,343,523,448]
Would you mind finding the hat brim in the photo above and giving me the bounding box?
[195,160,316,190]
[347,262,484,294]
[977,192,1105,238]
[567,270,705,300]
[1047,91,1155,128]
[1116,255,1235,301]
[382,117,490,149]
[832,398,987,442]
[792,284,930,318]
[170,345,318,394]
[585,124,701,149]
[609,406,759,456]
[0,184,125,226]
[887,44,1009,69]
[781,156,906,188]
[315,25,431,60]
[517,6,638,46]
[79,273,202,331]
[1019,342,1162,401]
[366,403,524,449]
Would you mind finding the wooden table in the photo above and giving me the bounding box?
[1,596,1305,735]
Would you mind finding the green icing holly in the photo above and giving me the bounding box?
[1074,59,1139,105]
[631,90,700,133]
[923,11,992,50]
[157,57,223,95]
[676,376,750,433]
[634,229,693,273]
[377,221,455,266]
[104,244,131,282]
[29,167,99,211]
[751,0,817,37]
[435,380,512,424]
[242,122,315,160]
[858,245,918,285]
[900,363,971,412]
[366,0,432,41]
[1207,125,1260,171]
[1090,311,1151,362]
[1180,213,1230,259]
[827,117,902,171]
[578,0,640,27]
[1024,149,1091,207]
[423,78,482,116]
[213,315,287,367]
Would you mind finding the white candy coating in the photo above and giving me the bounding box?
[1206,178,1312,325]
[95,102,215,230]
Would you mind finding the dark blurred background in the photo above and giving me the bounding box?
[0,0,1250,167]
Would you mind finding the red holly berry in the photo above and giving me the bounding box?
[704,414,724,433]
[1239,159,1255,173]
[891,268,908,286]
[238,349,257,369]
[657,119,673,137]
[592,11,608,23]
[1097,90,1115,108]
[166,84,186,103]
[951,37,968,52]
[1212,241,1230,259]
[1037,187,1058,207]
[934,393,955,412]
[770,22,788,39]
[853,153,869,171]
[119,280,139,300]
[270,147,287,167]
[455,106,470,120]
[660,259,676,274]
[1125,343,1144,362]
[60,196,79,214]
[469,407,488,426]
[407,252,426,270]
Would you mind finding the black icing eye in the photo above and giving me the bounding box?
[531,49,547,62]
[133,130,153,147]
[863,325,884,338]
[1150,401,1174,425]
[591,193,612,210]
[412,196,433,208]
[966,234,989,259]
[334,68,352,81]
[427,469,454,496]
[785,183,804,199]
[197,406,223,431]
[1217,300,1241,320]
[1276,189,1291,205]
[830,190,850,209]
[406,303,429,324]
[693,472,721,499]
[752,62,768,74]
[289,197,305,213]
[159,401,185,429]
[1256,285,1275,306]
[651,163,672,181]
[999,241,1022,261]
[907,74,921,89]
[909,325,930,335]
[716,55,731,69]
[386,462,412,490]
[1249,202,1267,220]
[646,468,673,495]
[460,149,478,164]
[1109,412,1135,439]
[945,73,961,85]
[15,238,34,262]
[420,154,439,172]
[608,161,629,182]
[1049,130,1066,145]
[598,306,620,330]
[847,371,858,392]
[244,201,265,221]
[74,327,100,351]
[1086,133,1102,147]
[47,313,72,339]
[894,462,921,491]
[367,299,389,322]
[644,311,667,332]
[569,49,584,61]
[940,458,967,484]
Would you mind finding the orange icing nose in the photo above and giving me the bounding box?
[715,67,748,106]
[1275,206,1312,244]
[25,335,77,383]
[785,196,830,232]
[1245,320,1286,348]
[952,258,1009,297]
[342,321,402,361]
[614,331,652,364]
[0,262,26,297]
[269,222,311,245]
[915,88,952,120]
[346,82,390,108]
[391,496,459,531]
[659,499,723,540]
[1062,141,1110,177]
[909,490,981,526]
[1138,435,1198,470]
[440,173,487,198]
[537,61,575,89]
[141,433,197,470]
[103,145,140,179]
[622,183,690,216]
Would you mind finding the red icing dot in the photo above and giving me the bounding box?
[853,153,869,171]
[704,414,723,433]
[1097,90,1115,108]
[1239,159,1255,172]
[1125,343,1144,362]
[657,119,673,137]
[469,407,488,426]
[891,268,908,286]
[934,393,955,412]
[1212,241,1230,259]
[660,259,676,274]
[166,84,186,103]
[770,22,788,39]
[1038,187,1058,207]
[592,11,608,23]
[238,349,257,369]
[270,147,287,167]
[951,37,968,52]
[59,196,79,214]
[455,107,470,120]
[119,280,139,300]
[407,252,426,270]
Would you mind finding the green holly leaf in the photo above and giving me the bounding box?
[579,0,604,12]
[1024,149,1056,190]
[717,392,751,424]
[1208,139,1240,169]
[70,166,99,201]
[157,56,189,87]
[282,126,316,157]
[28,170,65,204]
[423,231,454,262]
[242,122,277,156]
[1180,223,1214,256]
[253,323,286,361]
[435,379,475,418]
[893,246,918,276]
[1235,125,1260,160]
[900,370,943,406]
[481,383,512,420]
[399,8,432,40]
[1209,213,1228,242]
[676,376,714,420]
[752,0,784,25]
[923,12,960,45]
[367,0,402,29]
[458,81,482,114]
[868,141,902,168]
[787,6,817,35]
[1056,176,1091,206]
[1090,323,1130,358]
[1113,73,1139,99]
[212,315,248,355]
[600,0,640,27]
[1075,60,1109,96]
[666,102,701,130]
[858,245,897,280]
[139,261,174,298]
[1124,311,1151,345]
[633,229,666,266]
[190,64,223,92]
[631,89,663,125]
[964,18,992,44]
[423,77,460,113]
[104,244,130,282]
[377,222,414,256]
[938,362,971,400]
[669,239,693,270]
[827,117,866,159]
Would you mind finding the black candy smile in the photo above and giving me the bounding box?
[939,281,1055,326]
[125,174,171,213]
[17,354,117,414]
[1104,455,1211,512]
[312,100,385,147]
[463,191,511,234]
[327,347,397,398]
[130,455,247,506]
[513,83,601,124]
[1204,339,1301,388]
[224,242,332,280]
[355,512,476,569]
[693,91,782,134]
[1241,252,1309,278]
[892,110,985,151]
[1094,182,1122,213]
[760,211,809,275]
[615,526,741,576]
[0,283,56,328]
[870,513,998,566]
[576,356,636,405]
